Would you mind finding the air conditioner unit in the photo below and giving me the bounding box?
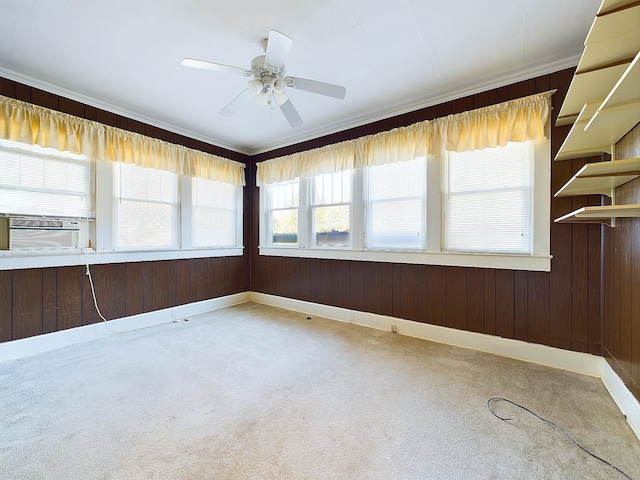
[0,217,80,250]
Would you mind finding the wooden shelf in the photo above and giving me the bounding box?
[586,0,640,46]
[555,157,640,197]
[554,204,640,225]
[579,30,639,72]
[554,1,640,228]
[554,114,612,161]
[556,62,630,127]
[585,52,640,132]
[599,0,636,15]
[556,53,639,160]
[599,51,640,108]
[554,1,640,160]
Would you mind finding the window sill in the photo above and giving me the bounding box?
[259,246,551,272]
[0,247,244,271]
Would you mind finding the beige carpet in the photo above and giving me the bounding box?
[0,302,638,480]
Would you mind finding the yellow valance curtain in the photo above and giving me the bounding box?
[0,95,245,186]
[257,91,552,186]
[256,140,357,186]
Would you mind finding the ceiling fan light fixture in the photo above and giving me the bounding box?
[270,77,285,94]
[247,79,264,95]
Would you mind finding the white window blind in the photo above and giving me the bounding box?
[443,141,533,254]
[114,162,178,249]
[311,170,351,247]
[365,158,425,250]
[192,177,237,248]
[268,179,299,245]
[0,138,94,218]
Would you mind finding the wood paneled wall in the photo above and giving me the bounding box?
[251,68,604,357]
[0,257,248,342]
[604,124,640,401]
[0,78,251,342]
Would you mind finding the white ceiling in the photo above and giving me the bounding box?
[0,0,601,155]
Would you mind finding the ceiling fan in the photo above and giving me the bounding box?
[181,30,346,128]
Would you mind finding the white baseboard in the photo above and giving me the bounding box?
[601,359,640,441]
[249,292,602,377]
[0,292,250,363]
[250,292,639,441]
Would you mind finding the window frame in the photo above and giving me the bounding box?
[259,137,551,272]
[364,157,427,251]
[112,162,180,251]
[0,138,96,220]
[265,178,300,247]
[310,170,352,248]
[188,176,241,249]
[98,161,244,256]
[442,141,535,256]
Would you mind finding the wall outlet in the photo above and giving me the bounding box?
[170,310,176,319]
[391,324,398,333]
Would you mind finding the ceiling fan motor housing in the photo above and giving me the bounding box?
[251,55,283,77]
[249,55,286,94]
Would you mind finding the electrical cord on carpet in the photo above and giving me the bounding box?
[487,397,633,480]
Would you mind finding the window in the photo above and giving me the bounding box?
[259,138,550,271]
[261,172,353,249]
[0,138,94,218]
[443,142,533,254]
[111,162,243,252]
[267,179,299,245]
[365,158,425,250]
[311,170,351,247]
[0,139,243,267]
[192,177,237,248]
[113,162,179,249]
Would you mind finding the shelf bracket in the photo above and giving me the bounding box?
[610,187,616,227]
[610,144,616,227]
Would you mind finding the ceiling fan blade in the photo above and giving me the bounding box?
[219,89,252,116]
[284,76,346,99]
[182,58,252,76]
[264,30,293,70]
[276,95,303,128]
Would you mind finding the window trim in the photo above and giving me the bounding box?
[0,246,244,271]
[258,245,551,271]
